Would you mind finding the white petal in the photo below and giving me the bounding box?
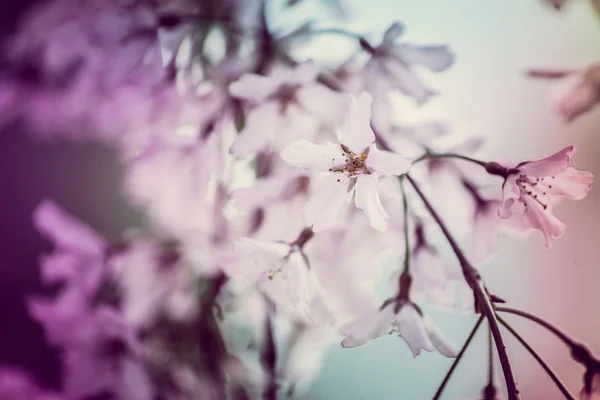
[337,92,375,153]
[393,44,455,72]
[280,140,342,172]
[382,22,405,44]
[423,316,459,357]
[230,102,279,155]
[285,60,318,86]
[304,174,353,231]
[229,73,280,102]
[340,306,393,347]
[354,174,389,231]
[295,84,347,126]
[383,59,436,105]
[396,306,435,357]
[367,145,411,176]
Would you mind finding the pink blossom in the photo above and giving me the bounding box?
[498,145,593,247]
[281,92,411,231]
[229,61,347,155]
[340,300,458,357]
[0,368,65,400]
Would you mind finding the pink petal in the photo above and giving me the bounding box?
[548,167,593,200]
[229,101,279,155]
[340,307,393,346]
[556,66,600,123]
[393,44,455,72]
[337,92,375,153]
[285,60,318,86]
[354,174,389,232]
[518,145,575,177]
[366,145,411,176]
[33,200,106,255]
[523,199,566,248]
[304,173,353,232]
[280,140,343,172]
[229,73,280,103]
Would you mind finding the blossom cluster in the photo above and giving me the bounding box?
[0,0,596,399]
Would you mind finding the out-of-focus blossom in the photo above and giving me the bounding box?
[0,368,65,400]
[528,65,600,123]
[224,237,334,325]
[498,145,593,247]
[581,371,600,400]
[340,299,459,357]
[364,22,454,127]
[229,61,347,155]
[281,92,411,231]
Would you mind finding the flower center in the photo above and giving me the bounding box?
[328,144,371,178]
[515,174,556,210]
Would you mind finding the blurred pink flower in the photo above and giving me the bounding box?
[340,300,458,357]
[498,145,594,247]
[0,368,65,400]
[281,92,411,231]
[229,61,347,155]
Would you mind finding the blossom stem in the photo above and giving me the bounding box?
[432,315,485,400]
[400,176,411,274]
[496,307,577,348]
[498,316,576,400]
[406,174,521,400]
[261,297,278,400]
[497,306,600,369]
[290,227,314,249]
[413,152,488,168]
[308,27,365,40]
[488,324,494,385]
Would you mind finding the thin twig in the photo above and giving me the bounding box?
[433,315,485,400]
[498,317,576,400]
[496,307,576,347]
[406,174,520,400]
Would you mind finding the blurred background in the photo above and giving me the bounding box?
[1,1,599,399]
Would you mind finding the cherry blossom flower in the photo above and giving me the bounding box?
[229,61,347,155]
[363,22,454,126]
[224,237,334,325]
[340,299,458,357]
[281,92,411,231]
[498,145,593,247]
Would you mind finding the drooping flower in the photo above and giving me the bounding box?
[340,298,458,357]
[281,92,411,232]
[498,145,593,247]
[229,61,347,155]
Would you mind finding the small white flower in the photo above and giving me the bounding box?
[281,92,411,232]
[340,300,458,358]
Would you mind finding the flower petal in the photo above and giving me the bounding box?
[423,316,459,357]
[518,145,575,177]
[229,73,280,103]
[340,306,393,347]
[295,84,347,126]
[396,305,435,357]
[284,60,318,86]
[337,92,375,153]
[382,22,405,44]
[367,145,411,176]
[304,173,353,231]
[548,167,593,200]
[33,200,106,255]
[354,174,389,231]
[392,44,455,72]
[230,102,279,155]
[382,58,436,105]
[280,140,343,172]
[523,199,566,248]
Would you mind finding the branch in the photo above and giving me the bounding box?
[405,174,520,400]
